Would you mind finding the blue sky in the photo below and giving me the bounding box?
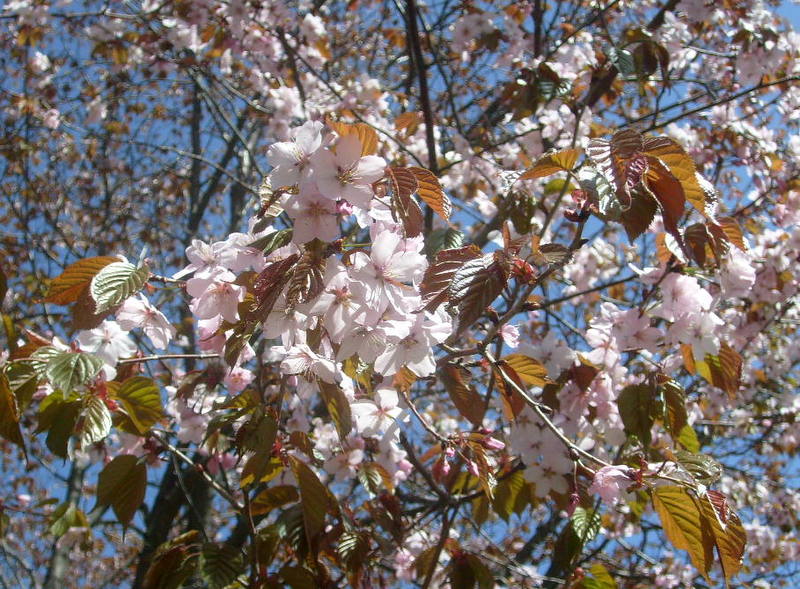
[778,1,800,28]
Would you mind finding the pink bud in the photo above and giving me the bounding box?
[432,456,450,481]
[566,492,580,517]
[481,436,505,451]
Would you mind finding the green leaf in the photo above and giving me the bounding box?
[44,350,104,393]
[677,424,700,453]
[249,228,293,256]
[200,543,244,589]
[425,227,464,258]
[318,380,352,440]
[5,362,38,411]
[357,461,395,496]
[44,256,119,305]
[520,148,581,179]
[37,393,81,458]
[110,376,164,435]
[275,505,308,557]
[581,563,618,589]
[250,485,299,517]
[81,395,112,447]
[579,165,621,222]
[414,545,440,583]
[660,379,688,437]
[237,413,278,453]
[571,506,601,544]
[90,261,150,314]
[337,530,370,573]
[0,371,24,451]
[224,319,258,368]
[675,450,722,485]
[240,453,283,489]
[49,502,89,538]
[472,494,490,525]
[96,454,147,526]
[617,383,656,447]
[507,191,537,235]
[492,470,525,521]
[290,456,337,546]
[549,507,599,579]
[610,46,636,76]
[652,486,714,581]
[29,345,60,377]
[280,565,317,589]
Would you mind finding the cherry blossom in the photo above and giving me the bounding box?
[116,295,176,350]
[351,386,402,438]
[4,2,800,586]
[187,269,245,323]
[588,465,635,505]
[266,120,324,188]
[75,320,136,365]
[310,134,386,208]
[284,190,340,244]
[279,343,338,383]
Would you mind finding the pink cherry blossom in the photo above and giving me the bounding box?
[76,320,136,365]
[223,366,254,394]
[285,190,340,244]
[351,229,427,313]
[116,295,176,350]
[719,247,756,298]
[306,259,375,343]
[653,273,713,321]
[351,387,403,437]
[374,310,451,377]
[267,120,324,187]
[279,344,338,383]
[500,323,521,348]
[310,133,386,208]
[187,270,245,323]
[588,465,634,505]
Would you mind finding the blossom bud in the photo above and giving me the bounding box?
[481,436,506,451]
[566,492,580,517]
[432,456,450,481]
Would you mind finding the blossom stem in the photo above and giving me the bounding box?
[400,389,447,444]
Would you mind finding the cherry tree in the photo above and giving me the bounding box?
[1,0,800,587]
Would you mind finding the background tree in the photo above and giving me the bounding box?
[1,0,800,587]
